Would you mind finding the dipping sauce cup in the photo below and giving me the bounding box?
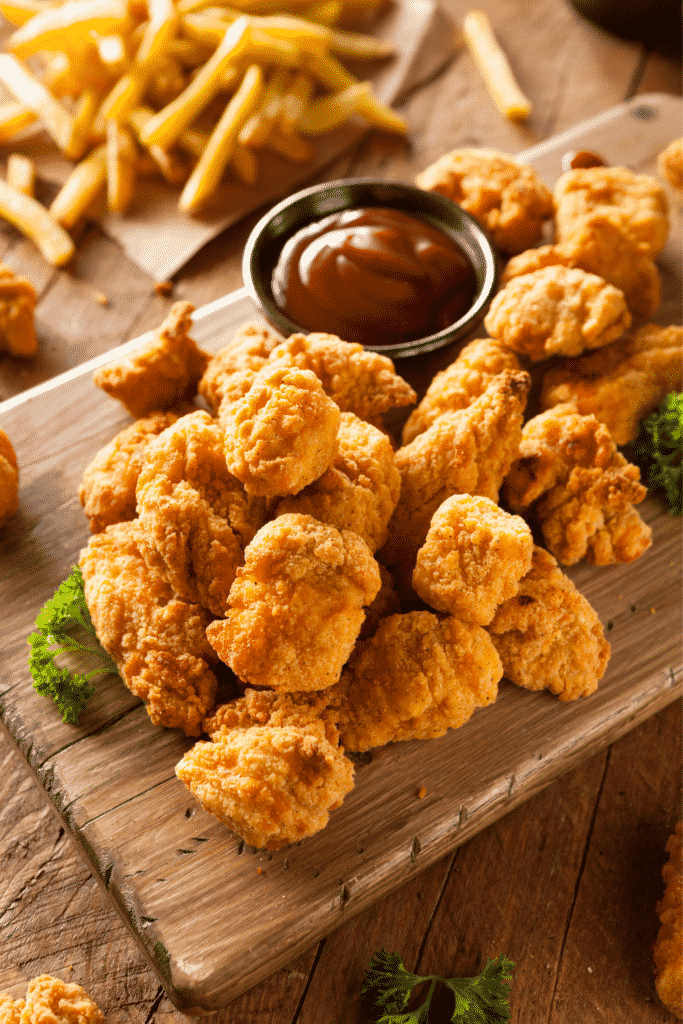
[242,178,499,358]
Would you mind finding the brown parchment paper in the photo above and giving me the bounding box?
[1,0,457,280]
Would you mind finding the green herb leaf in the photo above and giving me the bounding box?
[635,391,683,515]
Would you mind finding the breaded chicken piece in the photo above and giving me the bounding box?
[413,495,533,625]
[485,265,631,361]
[654,821,683,1018]
[383,370,530,568]
[540,323,683,445]
[198,321,282,414]
[78,407,192,533]
[206,513,381,692]
[93,301,210,418]
[12,976,104,1024]
[402,337,521,445]
[0,428,18,527]
[415,148,553,253]
[328,611,501,751]
[176,689,354,850]
[222,363,340,496]
[136,410,264,616]
[275,412,400,552]
[504,404,651,565]
[267,332,416,426]
[80,520,218,735]
[501,212,661,319]
[0,263,37,356]
[486,546,610,700]
[658,138,683,191]
[0,993,24,1024]
[554,166,669,257]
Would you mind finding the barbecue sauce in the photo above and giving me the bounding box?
[271,207,477,347]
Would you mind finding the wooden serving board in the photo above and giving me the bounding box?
[0,94,681,1014]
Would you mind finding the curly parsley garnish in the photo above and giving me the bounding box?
[27,565,119,724]
[635,391,683,515]
[361,948,514,1023]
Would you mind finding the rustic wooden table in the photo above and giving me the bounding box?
[0,0,681,1021]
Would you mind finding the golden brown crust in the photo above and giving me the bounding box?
[0,427,18,527]
[207,513,381,692]
[415,148,553,253]
[0,263,37,356]
[487,546,610,700]
[275,412,401,552]
[328,611,501,751]
[658,138,683,191]
[197,321,283,414]
[413,495,533,625]
[484,265,631,361]
[540,323,683,445]
[93,301,210,418]
[19,975,103,1024]
[0,993,24,1024]
[654,821,683,1018]
[79,520,218,736]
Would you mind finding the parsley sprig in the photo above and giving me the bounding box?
[27,565,119,724]
[361,948,514,1024]
[635,391,683,515]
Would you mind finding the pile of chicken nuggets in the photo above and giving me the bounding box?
[75,146,682,852]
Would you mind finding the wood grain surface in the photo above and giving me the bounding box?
[0,1,681,1020]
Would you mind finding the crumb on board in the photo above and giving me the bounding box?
[93,292,109,307]
[154,280,174,297]
[257,867,263,874]
[417,786,427,799]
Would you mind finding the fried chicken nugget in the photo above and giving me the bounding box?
[0,427,18,527]
[198,321,283,414]
[654,821,683,1018]
[176,689,354,850]
[222,363,340,497]
[206,513,381,692]
[0,263,37,357]
[275,412,400,552]
[501,212,661,319]
[80,520,218,736]
[540,323,683,445]
[415,148,553,254]
[658,138,683,191]
[0,993,24,1024]
[402,337,521,445]
[554,166,669,257]
[78,407,194,533]
[504,404,651,565]
[383,370,530,568]
[486,546,610,700]
[485,265,631,361]
[413,495,533,625]
[93,301,210,418]
[13,976,104,1024]
[328,611,501,751]
[267,332,416,426]
[136,410,264,616]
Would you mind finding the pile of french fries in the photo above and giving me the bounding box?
[0,0,406,264]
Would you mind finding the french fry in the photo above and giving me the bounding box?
[179,62,262,213]
[136,0,179,65]
[462,9,532,121]
[50,143,107,229]
[7,0,132,60]
[67,87,102,160]
[278,69,313,131]
[106,120,137,211]
[230,141,257,184]
[7,152,35,196]
[303,0,342,26]
[0,0,58,27]
[99,64,150,122]
[128,105,189,182]
[0,54,74,152]
[93,32,130,74]
[0,179,74,265]
[304,49,355,91]
[238,66,289,146]
[0,100,36,142]
[329,26,394,60]
[267,123,313,161]
[299,79,405,135]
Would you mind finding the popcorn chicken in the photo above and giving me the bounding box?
[415,148,553,253]
[0,427,18,527]
[658,138,683,191]
[276,412,401,552]
[80,520,218,736]
[207,514,381,692]
[485,265,631,361]
[222,363,340,496]
[0,992,24,1024]
[401,337,521,445]
[16,976,104,1024]
[486,545,610,700]
[504,404,651,565]
[198,321,283,414]
[93,301,210,418]
[540,323,683,445]
[0,263,37,356]
[554,166,669,257]
[176,689,354,850]
[413,495,533,625]
[654,821,683,1018]
[136,410,264,616]
[328,611,501,751]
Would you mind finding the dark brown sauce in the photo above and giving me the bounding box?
[271,206,477,347]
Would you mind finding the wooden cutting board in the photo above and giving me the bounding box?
[0,93,680,1014]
